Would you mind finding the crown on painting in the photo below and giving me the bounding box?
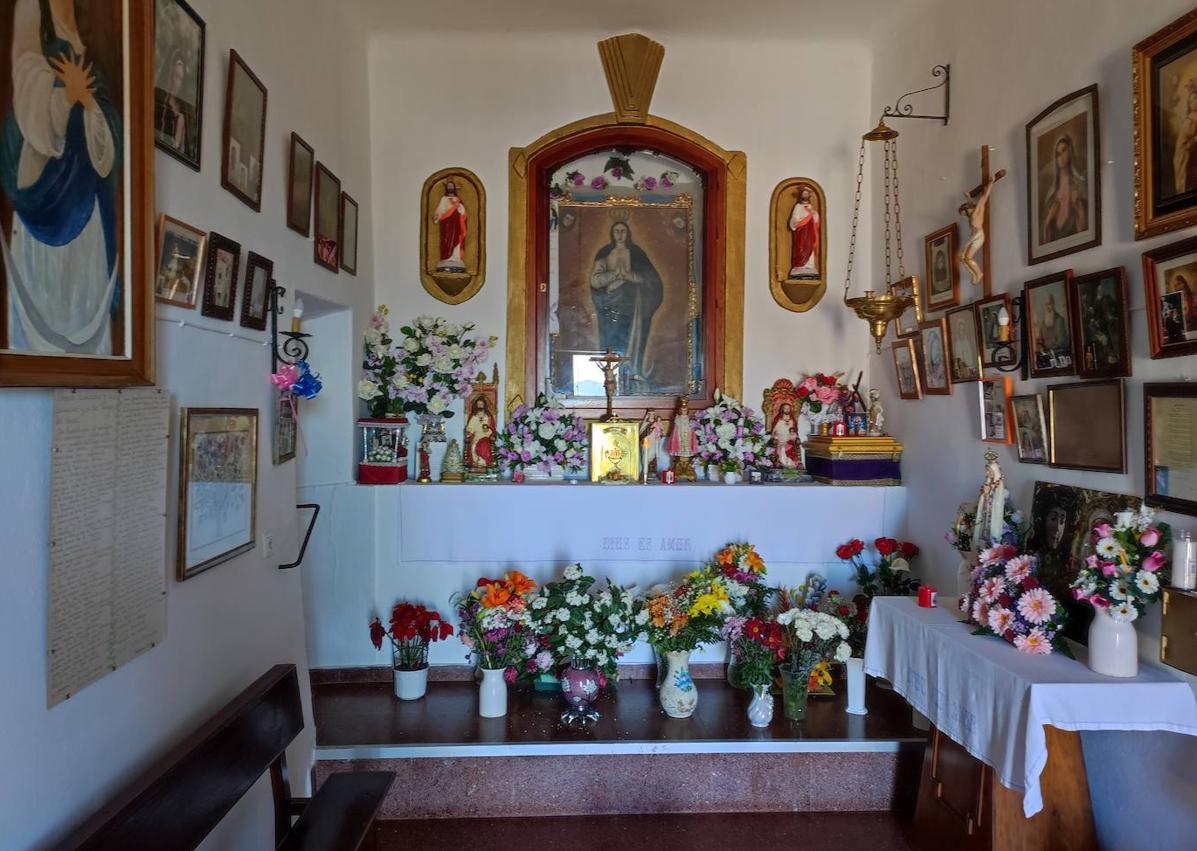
[608,207,633,223]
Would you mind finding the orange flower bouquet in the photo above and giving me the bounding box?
[452,570,543,683]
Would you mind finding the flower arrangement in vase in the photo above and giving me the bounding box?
[723,617,786,727]
[836,537,921,598]
[796,372,851,434]
[452,571,540,718]
[528,564,643,725]
[391,315,494,421]
[357,305,404,418]
[690,390,772,479]
[1070,506,1171,677]
[495,393,588,478]
[369,601,453,700]
[776,608,851,721]
[958,544,1070,656]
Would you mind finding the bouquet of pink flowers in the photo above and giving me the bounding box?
[690,390,772,471]
[1070,506,1171,623]
[796,372,851,428]
[452,571,544,683]
[959,544,1069,655]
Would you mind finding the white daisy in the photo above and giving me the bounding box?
[1108,581,1130,602]
[1134,571,1160,595]
[1095,537,1122,560]
[1110,601,1139,623]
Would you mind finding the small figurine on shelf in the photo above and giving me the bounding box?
[641,410,663,480]
[666,396,698,481]
[867,389,885,437]
[441,439,465,483]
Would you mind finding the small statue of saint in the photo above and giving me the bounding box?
[641,411,663,480]
[769,401,801,470]
[666,397,698,481]
[788,187,820,279]
[441,439,465,483]
[464,396,496,470]
[433,180,467,273]
[867,389,885,437]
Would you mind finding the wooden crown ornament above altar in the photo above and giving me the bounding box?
[598,34,665,124]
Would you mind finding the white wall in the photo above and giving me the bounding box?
[0,1,374,847]
[869,1,1197,848]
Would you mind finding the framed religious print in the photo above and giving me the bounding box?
[239,252,273,331]
[945,305,982,383]
[975,294,1012,369]
[154,0,205,170]
[1134,9,1197,239]
[923,224,959,312]
[201,233,241,321]
[890,276,923,338]
[314,163,341,272]
[177,407,258,580]
[1142,234,1197,358]
[1070,267,1131,378]
[286,132,314,236]
[220,50,267,211]
[155,215,206,308]
[1145,382,1197,516]
[891,339,922,400]
[273,392,296,465]
[340,192,359,275]
[420,168,485,304]
[1026,85,1101,264]
[1011,393,1049,464]
[978,377,1013,444]
[1048,379,1125,473]
[0,0,154,388]
[918,319,952,395]
[768,177,827,312]
[1024,271,1076,378]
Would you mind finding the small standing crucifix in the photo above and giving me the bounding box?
[590,347,629,421]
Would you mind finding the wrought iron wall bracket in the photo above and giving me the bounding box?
[989,295,1029,381]
[279,503,320,570]
[882,64,951,126]
[269,283,311,374]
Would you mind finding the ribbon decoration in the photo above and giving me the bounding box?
[269,361,323,457]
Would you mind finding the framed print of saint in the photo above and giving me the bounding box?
[892,339,922,400]
[978,377,1013,444]
[768,177,827,312]
[286,132,314,236]
[890,276,922,338]
[1024,271,1076,378]
[220,50,267,211]
[314,162,340,272]
[1012,393,1049,464]
[918,318,951,395]
[946,305,982,383]
[0,0,154,388]
[1069,267,1130,378]
[924,224,959,312]
[1142,234,1197,359]
[154,0,205,170]
[239,252,273,331]
[155,215,206,308]
[201,232,241,321]
[340,192,359,275]
[1026,85,1101,264]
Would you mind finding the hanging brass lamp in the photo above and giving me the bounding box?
[843,118,914,353]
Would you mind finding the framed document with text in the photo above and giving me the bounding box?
[1145,383,1197,517]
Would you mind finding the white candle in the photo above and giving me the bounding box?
[291,297,305,333]
[1174,531,1197,591]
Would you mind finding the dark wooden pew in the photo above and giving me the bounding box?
[54,664,393,851]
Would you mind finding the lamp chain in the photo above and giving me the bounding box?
[883,140,893,285]
[893,137,905,279]
[842,137,867,300]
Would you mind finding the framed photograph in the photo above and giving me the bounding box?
[924,224,959,311]
[239,252,273,331]
[1024,271,1076,378]
[1026,85,1101,264]
[220,50,267,211]
[154,0,205,169]
[314,163,341,272]
[155,215,206,308]
[1142,234,1197,358]
[286,132,314,236]
[273,392,297,465]
[976,294,1013,368]
[0,0,154,388]
[1070,267,1131,378]
[177,407,258,580]
[890,276,923,338]
[978,377,1013,444]
[201,233,241,321]
[1145,382,1197,516]
[945,305,982,383]
[1011,394,1049,464]
[918,318,952,395]
[891,339,922,400]
[340,192,359,275]
[1049,379,1125,473]
[1134,9,1197,239]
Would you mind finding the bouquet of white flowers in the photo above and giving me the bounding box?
[388,315,494,418]
[690,390,772,471]
[357,306,402,418]
[495,393,588,474]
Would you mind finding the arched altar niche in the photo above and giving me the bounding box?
[505,37,745,419]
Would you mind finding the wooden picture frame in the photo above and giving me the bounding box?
[768,177,828,312]
[1133,9,1197,240]
[1011,393,1049,464]
[976,294,1013,369]
[1024,271,1076,378]
[286,132,314,236]
[1144,382,1197,517]
[1142,234,1197,359]
[177,407,258,580]
[1070,267,1131,378]
[946,305,983,383]
[239,252,273,331]
[1026,84,1101,264]
[153,0,206,170]
[313,162,341,272]
[0,0,154,388]
[340,192,359,275]
[891,276,923,338]
[201,233,242,321]
[978,377,1013,444]
[1049,379,1125,473]
[420,167,485,303]
[155,215,207,309]
[220,50,267,212]
[924,224,959,312]
[892,339,923,400]
[918,318,952,395]
[273,392,297,465]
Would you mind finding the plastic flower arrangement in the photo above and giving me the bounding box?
[796,372,851,427]
[819,590,868,658]
[959,545,1070,655]
[528,564,644,683]
[721,617,786,688]
[642,570,734,653]
[946,500,1025,552]
[453,571,541,682]
[1070,505,1172,623]
[777,608,852,674]
[494,393,588,474]
[369,602,453,671]
[391,315,495,418]
[357,305,403,418]
[690,390,772,472]
[709,542,773,617]
[836,537,921,597]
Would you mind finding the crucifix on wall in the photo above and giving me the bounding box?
[959,145,1006,298]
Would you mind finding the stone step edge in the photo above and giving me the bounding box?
[315,740,920,761]
[310,662,725,686]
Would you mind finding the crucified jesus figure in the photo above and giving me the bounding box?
[958,168,1006,286]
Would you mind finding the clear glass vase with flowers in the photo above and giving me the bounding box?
[776,608,852,721]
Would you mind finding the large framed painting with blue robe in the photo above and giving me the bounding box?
[0,0,154,387]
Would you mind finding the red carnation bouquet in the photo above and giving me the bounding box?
[722,617,786,688]
[836,537,921,598]
[370,601,454,671]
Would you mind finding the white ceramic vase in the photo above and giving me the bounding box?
[694,464,706,481]
[845,656,867,715]
[479,666,508,717]
[708,463,721,482]
[747,684,774,727]
[428,442,448,482]
[658,650,698,718]
[1087,607,1138,678]
[394,667,429,701]
[722,471,736,485]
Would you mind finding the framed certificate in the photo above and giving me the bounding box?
[1145,383,1197,517]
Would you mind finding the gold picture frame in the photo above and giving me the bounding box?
[589,420,641,483]
[768,177,827,312]
[420,167,486,305]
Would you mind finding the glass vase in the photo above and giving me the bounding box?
[780,667,810,721]
[747,683,774,728]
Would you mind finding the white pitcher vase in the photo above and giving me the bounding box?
[1087,607,1138,678]
[479,666,509,717]
[658,650,698,718]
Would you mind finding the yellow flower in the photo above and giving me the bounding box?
[690,593,722,617]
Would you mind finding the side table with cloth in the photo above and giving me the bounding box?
[863,596,1197,851]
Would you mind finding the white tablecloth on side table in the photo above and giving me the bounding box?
[863,596,1197,817]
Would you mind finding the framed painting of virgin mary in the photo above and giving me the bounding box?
[0,0,155,387]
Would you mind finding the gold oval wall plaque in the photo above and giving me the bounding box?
[419,167,487,304]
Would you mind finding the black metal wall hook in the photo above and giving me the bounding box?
[279,503,320,570]
[882,64,951,126]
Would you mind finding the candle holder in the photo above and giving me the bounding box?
[988,295,1027,380]
[269,283,312,373]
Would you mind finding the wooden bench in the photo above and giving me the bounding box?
[54,664,393,851]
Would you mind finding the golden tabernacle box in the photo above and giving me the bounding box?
[803,435,903,486]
